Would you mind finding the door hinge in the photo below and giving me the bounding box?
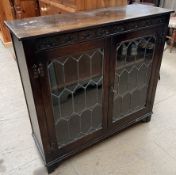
[32,63,45,79]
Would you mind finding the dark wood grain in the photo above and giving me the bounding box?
[5,4,172,40]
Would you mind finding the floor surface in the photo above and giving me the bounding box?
[0,40,176,175]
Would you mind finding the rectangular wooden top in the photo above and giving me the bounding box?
[5,4,173,40]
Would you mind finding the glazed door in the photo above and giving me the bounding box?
[109,27,164,128]
[37,39,108,152]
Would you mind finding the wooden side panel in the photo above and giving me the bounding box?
[11,35,44,158]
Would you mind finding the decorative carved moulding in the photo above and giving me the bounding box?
[35,16,168,52]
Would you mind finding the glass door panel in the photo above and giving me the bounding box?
[47,48,104,148]
[112,36,156,122]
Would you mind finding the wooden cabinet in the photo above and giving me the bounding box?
[6,4,172,173]
[12,0,40,19]
[39,0,127,15]
[39,0,70,15]
[0,0,14,44]
[0,0,39,45]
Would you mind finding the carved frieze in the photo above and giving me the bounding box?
[35,16,168,52]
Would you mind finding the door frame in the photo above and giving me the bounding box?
[36,38,110,158]
[108,26,165,129]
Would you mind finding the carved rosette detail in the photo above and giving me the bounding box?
[35,16,168,52]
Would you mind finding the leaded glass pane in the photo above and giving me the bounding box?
[69,114,81,140]
[113,36,156,122]
[48,48,104,148]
